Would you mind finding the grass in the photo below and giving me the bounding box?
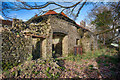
[96,54,119,65]
[46,67,51,72]
[74,71,79,75]
[57,66,65,71]
[67,48,118,62]
[88,65,94,68]
[88,65,94,70]
[97,59,104,64]
[4,70,10,77]
[110,67,116,71]
[67,69,71,71]
[104,63,109,66]
[80,67,83,70]
[11,71,15,76]
[75,65,78,68]
[45,69,60,78]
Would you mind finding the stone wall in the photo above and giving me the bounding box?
[1,19,34,70]
[2,28,32,70]
[50,16,80,55]
[26,18,53,59]
[50,16,98,53]
[81,32,98,52]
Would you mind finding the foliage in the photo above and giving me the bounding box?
[91,7,113,45]
[89,3,120,45]
[91,10,113,30]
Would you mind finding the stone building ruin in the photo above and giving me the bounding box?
[5,10,98,60]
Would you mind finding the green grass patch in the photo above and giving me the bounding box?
[46,67,51,72]
[57,66,65,71]
[110,67,116,71]
[80,67,83,70]
[104,64,109,66]
[67,69,71,71]
[67,48,118,63]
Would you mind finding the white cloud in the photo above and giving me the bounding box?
[76,21,80,25]
[0,15,4,20]
[22,19,27,22]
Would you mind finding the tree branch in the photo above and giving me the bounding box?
[76,0,87,18]
[17,0,83,10]
[95,26,120,35]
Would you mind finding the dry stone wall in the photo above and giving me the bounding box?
[2,25,32,71]
[29,21,51,37]
[27,18,53,59]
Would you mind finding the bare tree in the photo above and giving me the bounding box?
[2,0,87,20]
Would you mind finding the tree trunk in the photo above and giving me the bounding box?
[118,38,120,58]
[118,39,120,53]
[103,34,106,45]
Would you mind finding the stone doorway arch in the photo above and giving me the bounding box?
[52,32,68,58]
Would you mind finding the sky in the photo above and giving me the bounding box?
[1,2,96,25]
[1,1,119,25]
[1,0,119,2]
[0,15,4,19]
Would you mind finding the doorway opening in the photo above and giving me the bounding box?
[52,32,68,58]
[32,37,42,60]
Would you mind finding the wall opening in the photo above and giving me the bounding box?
[52,32,67,58]
[32,38,42,60]
[76,39,80,45]
[52,34,63,58]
